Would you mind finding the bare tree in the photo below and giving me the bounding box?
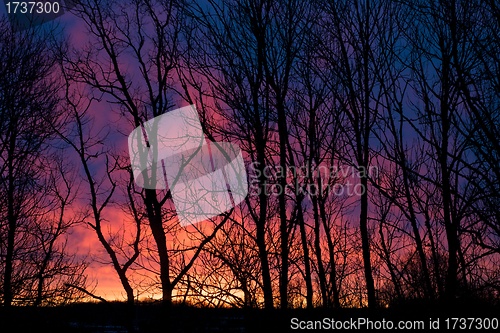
[55,71,141,305]
[63,0,238,306]
[318,0,402,307]
[0,18,87,306]
[31,0,500,309]
[181,0,278,308]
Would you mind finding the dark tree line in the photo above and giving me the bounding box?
[1,0,499,309]
[0,19,87,306]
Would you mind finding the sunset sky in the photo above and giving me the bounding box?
[1,0,499,312]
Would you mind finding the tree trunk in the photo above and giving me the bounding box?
[359,174,376,307]
[145,189,171,305]
[297,197,314,308]
[277,98,289,309]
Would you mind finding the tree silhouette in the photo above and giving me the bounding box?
[0,18,87,306]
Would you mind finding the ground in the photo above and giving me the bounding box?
[0,298,498,332]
